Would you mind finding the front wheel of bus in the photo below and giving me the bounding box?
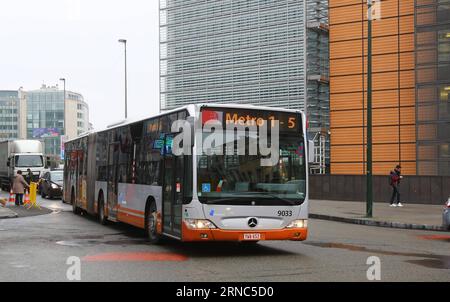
[145,203,160,244]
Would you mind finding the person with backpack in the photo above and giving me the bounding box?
[389,165,403,207]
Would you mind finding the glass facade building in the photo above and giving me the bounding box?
[159,0,330,173]
[159,0,308,110]
[26,85,89,157]
[415,0,450,175]
[26,87,65,156]
[0,90,20,141]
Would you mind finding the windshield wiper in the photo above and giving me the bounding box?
[248,192,299,206]
[205,192,300,205]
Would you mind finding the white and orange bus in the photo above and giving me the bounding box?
[63,104,310,243]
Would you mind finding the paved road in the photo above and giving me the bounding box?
[0,193,449,282]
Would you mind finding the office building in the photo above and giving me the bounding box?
[26,84,89,156]
[0,89,26,141]
[159,0,330,172]
[329,0,449,175]
[0,85,90,158]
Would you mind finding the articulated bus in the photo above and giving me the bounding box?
[63,104,310,243]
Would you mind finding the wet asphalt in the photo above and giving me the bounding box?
[0,192,449,282]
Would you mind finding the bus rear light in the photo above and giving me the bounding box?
[446,198,450,208]
[185,219,217,230]
[286,219,308,229]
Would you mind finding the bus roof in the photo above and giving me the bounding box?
[65,103,304,144]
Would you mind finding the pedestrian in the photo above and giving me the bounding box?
[389,165,403,207]
[25,168,33,185]
[12,170,30,206]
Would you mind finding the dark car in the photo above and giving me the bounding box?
[39,170,64,199]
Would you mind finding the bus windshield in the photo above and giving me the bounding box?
[197,133,306,206]
[15,155,43,168]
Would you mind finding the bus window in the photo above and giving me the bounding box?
[178,111,187,120]
[159,115,170,134]
[169,113,178,128]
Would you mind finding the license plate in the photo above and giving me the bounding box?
[243,233,261,241]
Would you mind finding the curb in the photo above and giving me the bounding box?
[310,213,447,232]
[0,208,19,219]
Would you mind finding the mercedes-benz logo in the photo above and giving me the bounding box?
[248,217,258,228]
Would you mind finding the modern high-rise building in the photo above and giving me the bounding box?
[26,84,90,156]
[159,0,330,171]
[329,0,449,176]
[306,0,330,173]
[0,89,26,141]
[0,85,90,158]
[160,0,307,110]
[0,90,27,141]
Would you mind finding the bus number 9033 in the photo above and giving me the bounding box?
[277,210,293,217]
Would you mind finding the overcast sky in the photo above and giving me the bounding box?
[0,0,160,130]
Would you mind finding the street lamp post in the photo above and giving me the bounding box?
[366,0,374,218]
[59,78,66,136]
[118,39,128,119]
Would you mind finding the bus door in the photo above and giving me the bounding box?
[107,142,119,221]
[162,134,183,237]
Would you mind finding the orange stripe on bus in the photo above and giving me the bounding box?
[181,222,308,242]
[118,206,145,216]
[117,212,145,229]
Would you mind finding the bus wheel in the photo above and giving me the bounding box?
[72,191,81,215]
[98,195,108,225]
[145,202,160,244]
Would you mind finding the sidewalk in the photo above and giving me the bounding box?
[310,199,447,231]
[0,191,53,219]
[0,207,18,218]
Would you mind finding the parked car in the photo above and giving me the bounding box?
[443,197,450,230]
[39,170,64,199]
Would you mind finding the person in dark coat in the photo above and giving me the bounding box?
[12,170,30,206]
[25,168,33,185]
[389,165,403,207]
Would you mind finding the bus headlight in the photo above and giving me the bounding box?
[185,219,217,230]
[286,219,308,229]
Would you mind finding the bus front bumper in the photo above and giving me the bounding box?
[182,223,308,242]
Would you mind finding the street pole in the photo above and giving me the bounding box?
[119,39,128,119]
[366,0,373,218]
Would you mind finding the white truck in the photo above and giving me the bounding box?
[0,140,47,191]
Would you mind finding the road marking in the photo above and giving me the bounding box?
[417,235,450,241]
[82,252,188,262]
[56,241,83,247]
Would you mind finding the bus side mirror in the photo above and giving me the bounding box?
[308,140,315,164]
[6,159,10,167]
